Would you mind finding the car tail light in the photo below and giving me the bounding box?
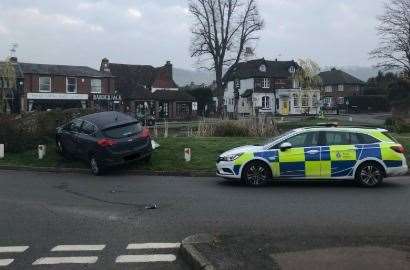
[138,128,150,140]
[97,138,117,148]
[391,145,406,154]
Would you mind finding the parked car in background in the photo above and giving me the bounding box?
[56,111,152,175]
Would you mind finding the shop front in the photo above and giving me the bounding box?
[91,93,122,112]
[26,93,89,112]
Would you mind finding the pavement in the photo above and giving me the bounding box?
[0,170,410,269]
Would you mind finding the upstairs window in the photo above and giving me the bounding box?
[259,64,266,72]
[91,79,102,93]
[234,79,241,89]
[262,78,270,88]
[261,96,270,109]
[39,77,51,92]
[293,93,299,108]
[325,86,332,93]
[312,94,318,107]
[67,77,77,93]
[338,84,344,92]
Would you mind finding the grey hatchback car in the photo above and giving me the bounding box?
[56,111,152,175]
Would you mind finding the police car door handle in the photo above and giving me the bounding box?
[306,150,320,155]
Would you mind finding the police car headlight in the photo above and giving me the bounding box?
[223,153,244,162]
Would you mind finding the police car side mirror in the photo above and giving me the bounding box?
[280,142,292,151]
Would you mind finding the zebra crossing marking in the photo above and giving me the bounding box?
[116,254,177,263]
[51,245,106,252]
[0,259,14,267]
[32,256,99,265]
[127,243,181,250]
[0,246,29,253]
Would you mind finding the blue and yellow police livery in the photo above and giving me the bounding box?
[216,127,408,187]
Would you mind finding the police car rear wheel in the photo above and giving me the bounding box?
[356,162,384,187]
[242,161,271,187]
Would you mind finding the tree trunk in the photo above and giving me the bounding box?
[215,66,224,117]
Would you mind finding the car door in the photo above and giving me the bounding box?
[320,131,356,178]
[61,120,83,156]
[278,131,320,178]
[76,121,97,160]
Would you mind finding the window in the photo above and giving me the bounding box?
[337,97,345,105]
[355,85,361,92]
[324,97,332,106]
[262,78,270,88]
[286,132,319,148]
[103,123,143,139]
[39,77,51,92]
[67,120,83,133]
[81,122,96,136]
[293,94,299,108]
[338,84,344,92]
[261,96,270,109]
[356,133,380,144]
[325,86,332,92]
[302,94,309,107]
[259,65,266,72]
[66,77,77,93]
[312,94,318,107]
[324,131,350,145]
[91,79,102,93]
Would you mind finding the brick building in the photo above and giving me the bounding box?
[319,68,365,108]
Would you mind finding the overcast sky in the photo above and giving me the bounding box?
[0,0,386,70]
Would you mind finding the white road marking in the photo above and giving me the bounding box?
[0,246,29,253]
[32,256,98,265]
[51,245,106,252]
[126,243,181,249]
[116,254,177,263]
[0,259,14,267]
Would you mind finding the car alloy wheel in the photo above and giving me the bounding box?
[244,162,270,186]
[358,164,383,187]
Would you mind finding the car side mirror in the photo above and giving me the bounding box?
[280,142,292,151]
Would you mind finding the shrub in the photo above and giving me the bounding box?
[197,118,279,137]
[0,108,96,153]
[384,117,410,133]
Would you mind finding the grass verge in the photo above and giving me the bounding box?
[0,135,408,172]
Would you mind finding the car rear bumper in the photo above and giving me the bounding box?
[100,143,153,167]
[386,165,408,177]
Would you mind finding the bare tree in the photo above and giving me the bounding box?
[370,0,410,76]
[189,0,264,114]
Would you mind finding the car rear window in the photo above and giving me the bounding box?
[382,132,398,143]
[103,123,143,139]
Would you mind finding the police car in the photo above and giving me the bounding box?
[216,126,408,187]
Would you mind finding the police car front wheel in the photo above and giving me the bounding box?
[355,162,384,187]
[242,161,272,187]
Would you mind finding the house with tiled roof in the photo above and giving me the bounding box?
[100,58,196,120]
[319,68,365,108]
[2,57,117,113]
[223,58,320,116]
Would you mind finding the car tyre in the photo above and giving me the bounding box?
[90,156,104,176]
[355,162,384,187]
[242,161,271,187]
[142,154,152,164]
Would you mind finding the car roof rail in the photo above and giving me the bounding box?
[315,122,339,128]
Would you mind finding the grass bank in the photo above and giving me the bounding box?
[0,135,409,172]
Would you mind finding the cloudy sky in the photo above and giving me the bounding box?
[0,0,386,70]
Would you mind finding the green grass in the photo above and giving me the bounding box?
[0,137,264,172]
[0,134,409,172]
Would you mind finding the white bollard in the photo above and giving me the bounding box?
[349,117,353,122]
[38,145,46,160]
[0,144,4,159]
[184,148,192,162]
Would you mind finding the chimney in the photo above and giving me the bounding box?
[9,57,18,63]
[165,60,173,79]
[244,47,255,61]
[101,58,110,72]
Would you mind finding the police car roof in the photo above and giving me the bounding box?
[296,126,388,133]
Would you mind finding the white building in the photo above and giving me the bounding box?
[223,58,320,116]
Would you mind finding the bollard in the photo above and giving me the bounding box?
[184,148,191,162]
[164,121,169,138]
[38,145,47,160]
[349,117,353,122]
[0,144,4,159]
